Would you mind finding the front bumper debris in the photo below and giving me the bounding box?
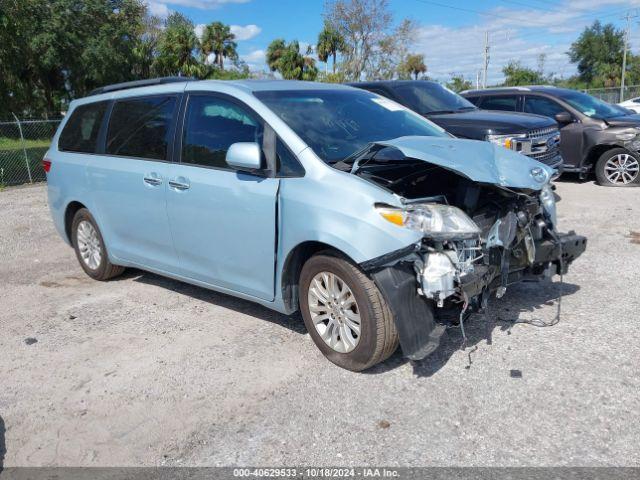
[533,231,587,274]
[364,218,587,362]
[372,264,446,361]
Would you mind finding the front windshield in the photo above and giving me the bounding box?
[254,89,447,163]
[391,82,477,115]
[556,90,629,119]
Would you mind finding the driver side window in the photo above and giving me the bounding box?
[181,95,263,169]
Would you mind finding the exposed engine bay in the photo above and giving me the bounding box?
[335,144,588,360]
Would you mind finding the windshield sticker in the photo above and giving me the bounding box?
[372,97,405,111]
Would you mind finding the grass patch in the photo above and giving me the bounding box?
[0,137,52,150]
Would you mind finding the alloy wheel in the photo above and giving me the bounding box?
[307,271,361,353]
[604,153,639,185]
[76,220,102,270]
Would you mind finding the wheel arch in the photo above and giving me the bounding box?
[584,143,626,169]
[64,200,88,244]
[280,241,357,313]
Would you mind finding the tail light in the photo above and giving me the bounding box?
[42,157,52,173]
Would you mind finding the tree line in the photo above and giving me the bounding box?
[0,0,429,118]
[500,21,640,91]
[0,0,634,118]
[0,0,248,119]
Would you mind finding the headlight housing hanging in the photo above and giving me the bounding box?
[539,183,557,228]
[377,203,481,240]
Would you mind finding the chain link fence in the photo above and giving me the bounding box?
[0,118,61,188]
[584,85,640,104]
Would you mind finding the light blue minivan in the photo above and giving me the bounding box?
[46,78,586,371]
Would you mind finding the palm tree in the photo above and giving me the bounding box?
[201,22,237,70]
[153,13,201,77]
[399,54,427,80]
[316,22,346,74]
[266,38,287,72]
[266,39,317,81]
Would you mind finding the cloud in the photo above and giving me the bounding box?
[242,49,265,63]
[194,23,205,39]
[410,0,640,84]
[230,24,261,41]
[146,0,170,17]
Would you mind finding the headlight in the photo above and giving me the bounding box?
[486,133,526,150]
[540,183,557,228]
[377,203,481,240]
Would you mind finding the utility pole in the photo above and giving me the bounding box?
[620,10,637,102]
[482,31,490,89]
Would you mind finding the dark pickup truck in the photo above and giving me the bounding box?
[350,80,563,172]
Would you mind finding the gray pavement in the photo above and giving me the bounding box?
[0,181,638,467]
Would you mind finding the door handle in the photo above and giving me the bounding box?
[143,174,163,186]
[169,178,190,190]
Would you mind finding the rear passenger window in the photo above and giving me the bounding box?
[182,95,262,169]
[106,96,176,160]
[480,96,518,111]
[59,102,108,153]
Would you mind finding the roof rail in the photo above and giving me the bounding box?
[88,76,195,96]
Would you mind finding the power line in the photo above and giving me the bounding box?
[496,6,636,43]
[412,0,634,39]
[498,0,556,11]
[411,0,565,27]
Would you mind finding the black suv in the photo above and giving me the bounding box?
[350,80,563,171]
[462,86,640,187]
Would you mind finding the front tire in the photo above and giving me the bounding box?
[299,252,399,371]
[595,148,640,186]
[71,208,125,281]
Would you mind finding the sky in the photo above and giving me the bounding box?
[146,0,640,84]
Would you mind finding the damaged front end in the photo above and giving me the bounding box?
[348,141,587,360]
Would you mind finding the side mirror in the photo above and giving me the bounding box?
[225,142,262,172]
[554,111,573,124]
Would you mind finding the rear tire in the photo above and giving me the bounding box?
[299,252,399,371]
[71,208,125,281]
[595,148,640,187]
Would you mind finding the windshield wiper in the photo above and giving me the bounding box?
[424,110,456,115]
[456,106,477,112]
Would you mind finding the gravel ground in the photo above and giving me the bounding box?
[0,180,639,467]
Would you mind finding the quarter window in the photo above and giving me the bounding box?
[59,102,108,153]
[276,139,304,177]
[480,96,518,111]
[182,95,262,169]
[106,96,176,160]
[524,96,566,118]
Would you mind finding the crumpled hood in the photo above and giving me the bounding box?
[375,136,554,191]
